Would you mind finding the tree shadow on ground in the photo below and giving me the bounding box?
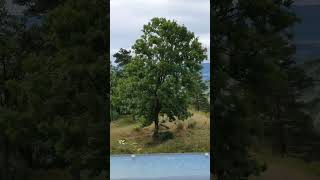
[146,131,175,146]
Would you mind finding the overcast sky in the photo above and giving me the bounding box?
[110,0,210,64]
[294,0,320,6]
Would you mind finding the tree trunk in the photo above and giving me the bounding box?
[153,114,159,138]
[152,98,161,139]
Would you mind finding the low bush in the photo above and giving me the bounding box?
[159,131,174,141]
[176,122,184,131]
[187,121,197,129]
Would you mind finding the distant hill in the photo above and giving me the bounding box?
[201,63,210,81]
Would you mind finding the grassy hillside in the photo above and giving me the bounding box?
[110,110,210,154]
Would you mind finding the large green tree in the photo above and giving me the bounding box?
[111,48,133,120]
[115,17,207,137]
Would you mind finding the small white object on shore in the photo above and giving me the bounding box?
[205,153,209,156]
[131,154,136,158]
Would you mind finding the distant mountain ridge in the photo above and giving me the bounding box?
[201,63,210,81]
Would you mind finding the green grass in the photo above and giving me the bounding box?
[110,110,210,154]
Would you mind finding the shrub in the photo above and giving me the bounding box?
[176,122,184,131]
[187,121,197,129]
[133,126,142,132]
[159,131,174,141]
[111,109,120,121]
[139,116,152,127]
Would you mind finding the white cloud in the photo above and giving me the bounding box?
[199,33,210,48]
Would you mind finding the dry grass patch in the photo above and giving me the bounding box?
[110,110,210,154]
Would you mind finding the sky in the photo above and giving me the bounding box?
[294,0,320,6]
[110,0,210,64]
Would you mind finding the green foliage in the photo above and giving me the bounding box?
[158,131,174,142]
[0,2,31,179]
[113,48,132,67]
[111,109,120,121]
[1,0,109,179]
[192,79,210,112]
[138,116,152,127]
[211,0,314,179]
[30,0,108,177]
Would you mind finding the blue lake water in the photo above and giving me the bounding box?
[110,153,210,180]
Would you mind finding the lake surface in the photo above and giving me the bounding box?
[110,153,210,180]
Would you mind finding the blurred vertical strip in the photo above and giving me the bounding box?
[1,0,110,179]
